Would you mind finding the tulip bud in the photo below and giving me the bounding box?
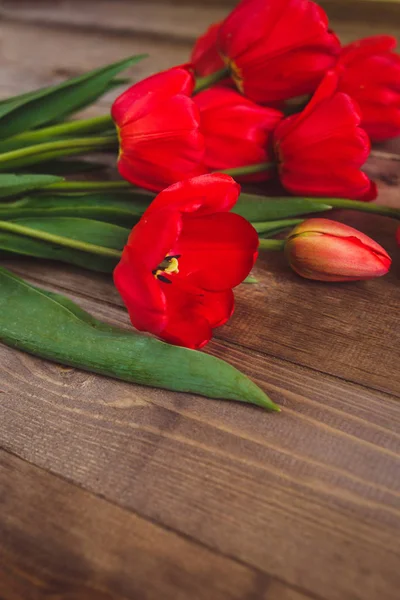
[285,219,391,281]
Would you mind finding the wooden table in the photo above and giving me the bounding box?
[1,2,400,599]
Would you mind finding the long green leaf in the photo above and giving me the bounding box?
[0,193,151,226]
[0,232,118,272]
[233,194,332,221]
[0,55,146,138]
[0,217,128,271]
[0,268,279,411]
[0,174,63,199]
[19,159,105,175]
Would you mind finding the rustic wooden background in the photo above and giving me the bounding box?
[0,1,400,599]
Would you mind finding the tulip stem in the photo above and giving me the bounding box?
[0,220,122,258]
[1,115,116,148]
[258,239,285,251]
[253,218,304,234]
[46,180,139,193]
[220,162,275,177]
[0,135,117,171]
[317,197,400,220]
[193,67,231,93]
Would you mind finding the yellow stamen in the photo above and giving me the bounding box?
[222,54,244,94]
[164,257,179,274]
[153,255,180,281]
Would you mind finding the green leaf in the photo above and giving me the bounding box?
[243,276,258,284]
[0,267,279,411]
[0,173,64,199]
[0,193,151,227]
[0,217,129,272]
[0,55,146,138]
[0,232,117,272]
[233,194,332,221]
[18,159,105,175]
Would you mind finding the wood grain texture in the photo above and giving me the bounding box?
[1,449,280,600]
[1,0,400,40]
[1,280,400,600]
[1,2,400,600]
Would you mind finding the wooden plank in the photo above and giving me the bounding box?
[0,20,191,91]
[1,0,400,42]
[0,449,278,600]
[0,0,227,42]
[1,281,399,600]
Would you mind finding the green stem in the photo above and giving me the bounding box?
[0,135,117,171]
[2,115,116,146]
[0,220,122,258]
[258,239,286,251]
[253,218,303,234]
[46,180,136,193]
[311,197,400,220]
[220,162,275,177]
[193,67,230,94]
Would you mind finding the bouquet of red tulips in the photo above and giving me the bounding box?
[1,0,399,411]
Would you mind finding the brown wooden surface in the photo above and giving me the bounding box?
[1,1,400,599]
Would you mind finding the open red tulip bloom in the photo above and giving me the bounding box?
[111,67,205,192]
[114,174,259,349]
[218,0,340,105]
[274,71,377,201]
[194,86,283,180]
[337,36,400,142]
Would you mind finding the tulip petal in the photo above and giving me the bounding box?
[194,86,282,173]
[125,208,182,271]
[219,0,340,104]
[148,174,241,216]
[113,257,167,334]
[175,212,259,291]
[288,234,390,281]
[117,94,205,191]
[111,67,195,126]
[337,36,400,141]
[286,219,391,281]
[191,22,225,76]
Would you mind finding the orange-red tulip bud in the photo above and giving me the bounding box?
[285,219,391,281]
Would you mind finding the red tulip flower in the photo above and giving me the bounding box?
[114,174,259,349]
[194,86,282,180]
[273,71,377,200]
[336,36,400,142]
[111,67,205,192]
[285,219,391,281]
[191,22,225,77]
[218,0,340,105]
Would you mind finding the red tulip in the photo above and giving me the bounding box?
[285,219,391,281]
[336,36,400,142]
[114,174,259,349]
[111,67,205,192]
[191,22,225,77]
[194,86,282,180]
[218,0,340,105]
[273,71,377,200]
